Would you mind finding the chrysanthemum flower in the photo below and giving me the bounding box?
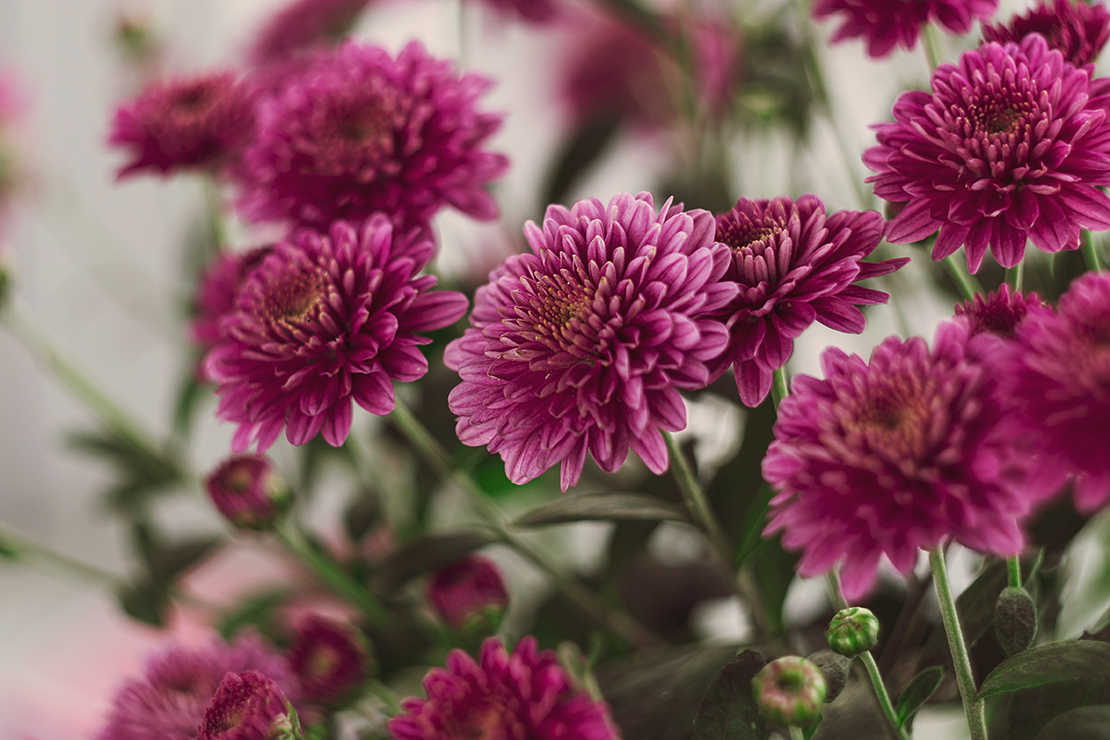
[246,0,371,67]
[1013,271,1110,512]
[235,40,508,231]
[205,216,467,453]
[954,282,1043,338]
[813,0,999,58]
[197,671,295,740]
[865,35,1110,273]
[707,195,907,408]
[426,554,509,635]
[192,247,273,357]
[445,192,736,491]
[288,615,371,706]
[108,71,256,178]
[763,320,1036,600]
[97,635,298,740]
[205,454,292,530]
[388,637,620,740]
[983,0,1110,68]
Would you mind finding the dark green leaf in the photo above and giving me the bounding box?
[68,428,184,515]
[218,588,293,642]
[691,648,769,740]
[371,531,495,592]
[514,493,688,528]
[896,666,945,727]
[747,534,798,634]
[1035,705,1110,739]
[542,112,621,208]
[344,486,382,542]
[118,581,167,627]
[172,362,208,437]
[148,536,222,583]
[980,641,1110,699]
[0,533,19,560]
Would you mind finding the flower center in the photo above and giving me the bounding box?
[966,94,1031,139]
[261,271,327,326]
[512,268,603,360]
[842,373,941,465]
[303,91,399,176]
[716,218,785,255]
[454,700,517,740]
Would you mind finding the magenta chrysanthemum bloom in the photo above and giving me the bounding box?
[1013,271,1110,512]
[763,320,1036,600]
[813,0,999,58]
[247,0,371,67]
[108,71,256,178]
[426,554,509,634]
[865,35,1110,273]
[235,40,508,231]
[205,454,292,529]
[389,637,620,740]
[707,195,907,408]
[288,615,371,705]
[98,635,298,740]
[445,192,736,491]
[954,283,1044,338]
[193,247,273,356]
[197,670,295,740]
[983,0,1110,68]
[204,215,468,453]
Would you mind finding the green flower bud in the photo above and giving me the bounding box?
[825,606,880,657]
[994,586,1037,656]
[752,656,827,727]
[806,649,851,703]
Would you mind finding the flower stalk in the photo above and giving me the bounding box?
[930,546,988,740]
[1082,230,1103,271]
[943,254,982,300]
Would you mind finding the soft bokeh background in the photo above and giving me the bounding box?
[2,0,1102,738]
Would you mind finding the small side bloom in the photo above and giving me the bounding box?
[288,615,371,706]
[866,35,1110,272]
[388,637,620,740]
[813,0,999,59]
[446,192,737,491]
[108,71,256,178]
[954,282,1044,338]
[708,195,907,408]
[426,554,509,635]
[763,321,1037,600]
[983,0,1110,68]
[205,216,468,453]
[197,670,296,740]
[205,454,292,530]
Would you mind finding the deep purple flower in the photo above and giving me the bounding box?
[197,671,295,740]
[954,282,1044,338]
[247,0,371,68]
[108,71,256,178]
[707,195,907,408]
[98,635,298,740]
[235,40,508,231]
[205,454,292,530]
[983,0,1110,68]
[813,0,999,58]
[1013,271,1110,512]
[763,320,1037,600]
[288,615,371,706]
[204,216,468,453]
[426,554,509,634]
[389,637,620,740]
[865,35,1110,273]
[445,192,736,491]
[192,246,273,358]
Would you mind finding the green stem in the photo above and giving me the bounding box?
[789,726,805,740]
[1081,230,1103,272]
[929,547,988,740]
[1007,555,1022,590]
[389,398,664,648]
[202,176,227,253]
[923,25,943,70]
[0,519,127,589]
[825,571,909,740]
[943,255,983,300]
[772,367,790,408]
[1006,261,1024,292]
[275,520,391,625]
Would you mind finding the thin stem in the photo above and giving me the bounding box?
[1006,261,1025,292]
[389,398,664,648]
[1081,230,1103,272]
[772,367,790,409]
[923,25,943,71]
[275,520,391,625]
[0,519,127,589]
[789,726,805,740]
[202,176,227,253]
[929,547,988,740]
[943,254,983,300]
[1007,555,1022,590]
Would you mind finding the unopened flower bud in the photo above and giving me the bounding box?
[289,615,371,706]
[752,656,827,727]
[197,670,297,740]
[826,606,880,658]
[806,649,851,703]
[426,554,509,636]
[994,586,1037,656]
[205,455,291,530]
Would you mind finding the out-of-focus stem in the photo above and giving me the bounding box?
[930,547,988,740]
[1082,230,1103,271]
[1006,261,1025,292]
[772,367,790,408]
[0,519,126,589]
[923,25,943,70]
[943,255,983,300]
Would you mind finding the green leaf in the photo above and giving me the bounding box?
[979,641,1110,699]
[747,534,798,634]
[218,588,293,642]
[118,581,167,627]
[344,485,382,543]
[68,428,184,515]
[896,666,945,728]
[370,531,495,592]
[1035,706,1110,739]
[542,112,621,208]
[514,493,689,528]
[149,537,222,584]
[691,649,770,740]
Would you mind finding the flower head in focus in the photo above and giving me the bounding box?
[197,670,296,740]
[708,195,907,408]
[426,554,509,635]
[1013,270,1110,512]
[388,637,620,740]
[97,634,298,740]
[813,0,999,58]
[954,282,1044,338]
[109,71,256,178]
[288,615,371,706]
[235,40,508,231]
[983,0,1110,68]
[763,321,1038,600]
[445,192,736,491]
[205,216,468,453]
[865,35,1110,272]
[247,0,372,68]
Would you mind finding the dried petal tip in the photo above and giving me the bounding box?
[955,283,1043,339]
[994,586,1037,656]
[426,554,509,636]
[752,656,826,727]
[825,606,880,658]
[288,615,371,706]
[205,455,291,530]
[197,670,296,740]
